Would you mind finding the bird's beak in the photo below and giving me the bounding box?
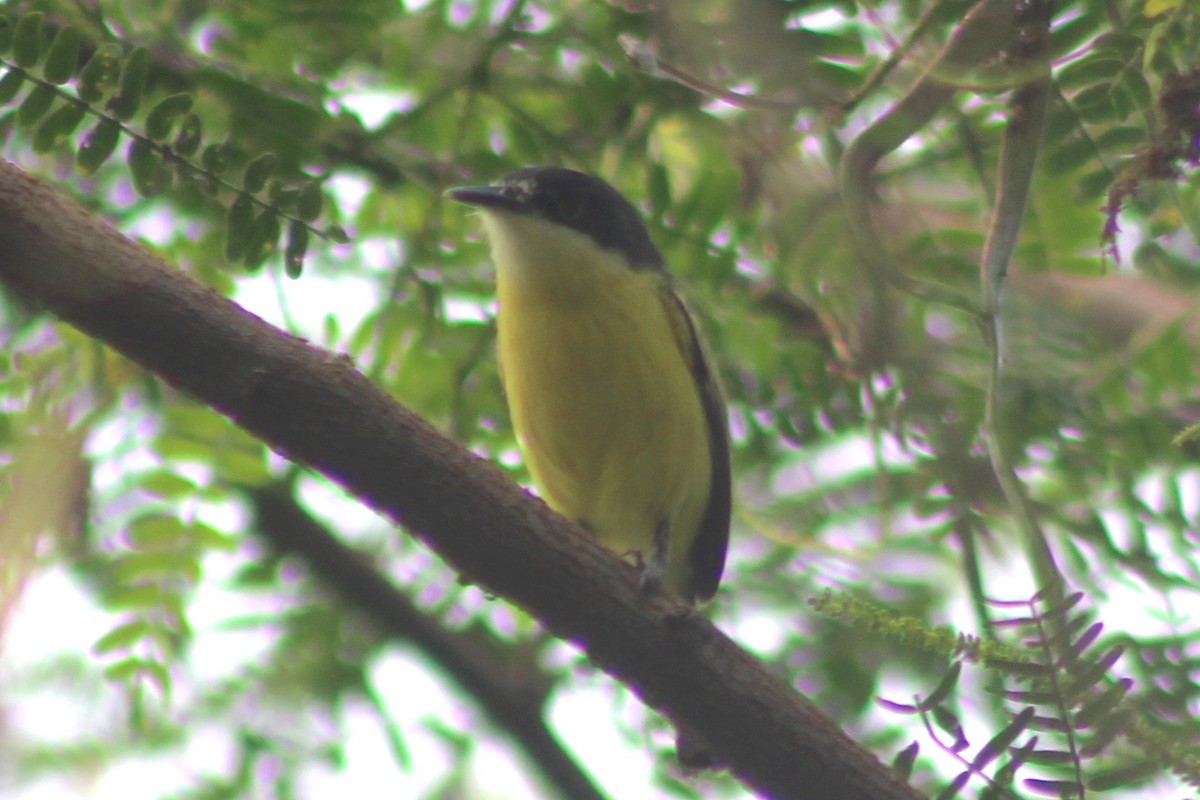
[446,184,526,212]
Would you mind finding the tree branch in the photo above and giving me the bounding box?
[250,484,604,800]
[839,0,1016,312]
[0,159,924,800]
[977,0,1060,594]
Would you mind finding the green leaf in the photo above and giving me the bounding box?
[244,209,281,269]
[970,707,1033,769]
[77,43,123,103]
[917,661,962,711]
[1121,69,1151,110]
[1080,711,1128,757]
[1073,84,1118,124]
[108,45,149,121]
[103,657,172,695]
[1057,55,1123,89]
[128,138,168,197]
[93,619,151,654]
[297,179,323,221]
[139,659,172,695]
[1065,621,1104,661]
[1062,645,1125,700]
[242,152,278,193]
[225,193,256,262]
[1049,8,1102,56]
[16,83,55,126]
[1076,167,1114,201]
[113,550,200,583]
[1045,137,1096,174]
[266,178,286,204]
[1144,0,1183,13]
[932,705,967,751]
[105,584,168,610]
[811,59,863,91]
[129,513,186,549]
[647,162,671,216]
[1091,32,1144,59]
[32,99,85,152]
[76,118,121,174]
[215,444,270,485]
[201,141,233,174]
[891,742,919,780]
[877,697,918,713]
[935,771,970,800]
[1023,778,1084,796]
[144,92,193,141]
[140,469,199,499]
[42,25,81,85]
[285,219,309,278]
[0,68,25,105]
[1023,749,1076,766]
[12,12,44,69]
[0,14,13,55]
[173,113,202,156]
[189,521,239,551]
[1109,84,1135,121]
[1095,125,1148,153]
[103,656,145,682]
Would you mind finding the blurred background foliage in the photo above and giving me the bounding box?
[1,0,1200,798]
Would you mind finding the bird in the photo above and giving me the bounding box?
[448,166,730,603]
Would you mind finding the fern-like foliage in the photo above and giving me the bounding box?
[0,11,343,276]
[840,585,1200,798]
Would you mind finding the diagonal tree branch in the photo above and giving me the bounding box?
[250,484,605,800]
[0,159,924,800]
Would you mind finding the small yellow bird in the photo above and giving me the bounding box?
[449,167,730,603]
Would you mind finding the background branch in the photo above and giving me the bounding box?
[978,0,1058,595]
[249,483,603,800]
[839,0,1016,312]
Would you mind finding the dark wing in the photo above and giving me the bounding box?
[660,283,731,603]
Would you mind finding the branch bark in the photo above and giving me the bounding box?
[0,159,925,800]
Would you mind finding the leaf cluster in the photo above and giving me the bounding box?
[0,11,337,275]
[869,588,1189,799]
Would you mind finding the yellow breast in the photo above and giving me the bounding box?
[484,212,713,594]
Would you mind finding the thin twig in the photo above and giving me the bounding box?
[618,34,802,112]
[978,1,1059,593]
[839,0,1016,313]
